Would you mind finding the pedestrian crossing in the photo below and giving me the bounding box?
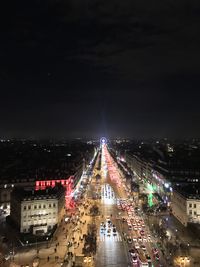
[98,234,122,242]
[101,184,116,204]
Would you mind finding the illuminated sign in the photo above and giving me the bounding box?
[35,177,75,209]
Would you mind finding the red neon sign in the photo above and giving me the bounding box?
[35,176,75,209]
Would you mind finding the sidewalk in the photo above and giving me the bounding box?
[6,204,91,267]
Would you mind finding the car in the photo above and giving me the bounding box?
[140,244,146,251]
[145,254,151,263]
[129,248,138,255]
[152,248,159,255]
[107,232,111,237]
[107,219,111,224]
[142,237,147,242]
[155,253,160,261]
[140,230,145,236]
[147,236,151,242]
[135,242,140,249]
[133,237,137,242]
[132,253,138,263]
[127,237,132,244]
[138,236,143,242]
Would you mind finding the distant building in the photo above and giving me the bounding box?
[171,185,200,226]
[10,184,65,235]
[125,143,200,205]
[0,140,96,210]
[0,178,35,210]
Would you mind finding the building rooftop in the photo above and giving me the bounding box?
[174,184,200,200]
[11,183,65,201]
[0,140,95,184]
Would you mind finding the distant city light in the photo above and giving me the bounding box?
[100,137,107,145]
[164,182,169,188]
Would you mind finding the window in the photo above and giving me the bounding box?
[194,211,197,215]
[189,210,192,215]
[34,205,37,209]
[43,205,46,208]
[53,203,56,208]
[49,204,51,208]
[194,204,196,208]
[189,203,192,208]
[24,206,27,210]
[39,205,41,209]
[28,205,31,210]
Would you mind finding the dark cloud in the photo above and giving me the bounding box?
[0,0,200,138]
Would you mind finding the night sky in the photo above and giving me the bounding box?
[0,0,200,139]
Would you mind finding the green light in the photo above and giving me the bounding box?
[148,193,153,207]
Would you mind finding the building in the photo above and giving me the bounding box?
[171,185,200,226]
[0,140,96,210]
[0,178,35,210]
[125,143,200,205]
[10,184,65,235]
